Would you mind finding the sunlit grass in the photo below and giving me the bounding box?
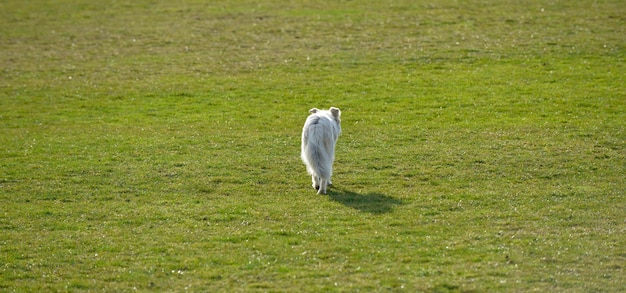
[1,0,624,291]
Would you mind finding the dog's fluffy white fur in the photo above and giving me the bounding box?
[301,107,341,194]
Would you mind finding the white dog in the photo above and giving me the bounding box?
[301,107,341,194]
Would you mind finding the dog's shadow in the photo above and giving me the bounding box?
[327,187,404,214]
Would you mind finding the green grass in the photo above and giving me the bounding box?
[1,0,624,291]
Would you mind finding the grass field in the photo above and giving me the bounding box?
[1,0,624,291]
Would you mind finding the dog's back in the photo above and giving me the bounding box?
[301,107,341,194]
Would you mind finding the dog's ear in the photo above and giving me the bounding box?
[330,107,341,118]
[309,108,319,114]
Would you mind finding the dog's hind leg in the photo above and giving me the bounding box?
[317,178,328,194]
[312,176,320,190]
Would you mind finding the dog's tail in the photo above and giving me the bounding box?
[301,121,333,181]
